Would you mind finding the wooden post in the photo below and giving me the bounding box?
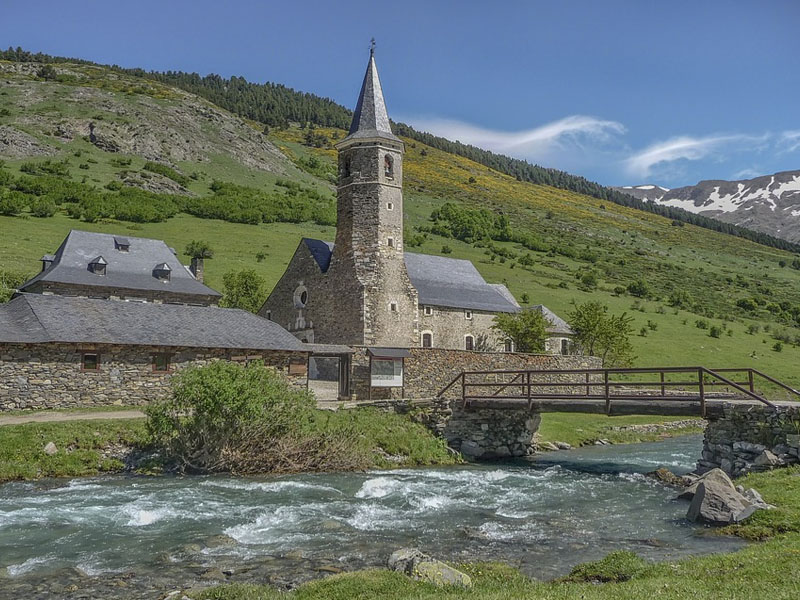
[698,368,705,417]
[748,370,755,393]
[585,371,590,396]
[604,370,610,415]
[660,371,666,398]
[527,371,532,411]
[461,372,466,408]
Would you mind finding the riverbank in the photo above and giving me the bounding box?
[194,465,800,600]
[0,409,703,483]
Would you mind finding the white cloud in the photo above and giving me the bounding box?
[404,115,626,161]
[624,133,768,179]
[778,130,800,153]
[732,167,762,180]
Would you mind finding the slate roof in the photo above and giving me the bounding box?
[532,304,574,335]
[0,294,309,352]
[301,238,520,313]
[343,51,401,143]
[20,230,221,298]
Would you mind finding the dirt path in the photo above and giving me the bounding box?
[0,410,146,426]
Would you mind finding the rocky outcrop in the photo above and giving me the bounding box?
[680,468,773,525]
[388,549,472,588]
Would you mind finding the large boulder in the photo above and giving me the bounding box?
[677,468,734,500]
[388,548,472,588]
[686,481,752,524]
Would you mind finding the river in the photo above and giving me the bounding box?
[0,434,744,599]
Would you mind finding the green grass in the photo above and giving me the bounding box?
[198,466,800,600]
[0,419,148,482]
[537,413,704,447]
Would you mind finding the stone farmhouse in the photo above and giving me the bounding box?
[260,49,572,355]
[0,230,351,410]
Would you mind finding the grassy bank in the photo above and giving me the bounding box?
[537,413,704,447]
[197,466,800,600]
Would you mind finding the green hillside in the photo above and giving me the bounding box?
[1,59,799,392]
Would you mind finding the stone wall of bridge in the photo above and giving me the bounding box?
[699,402,800,476]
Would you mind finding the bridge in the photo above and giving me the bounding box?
[437,366,800,418]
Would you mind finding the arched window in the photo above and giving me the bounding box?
[422,332,433,348]
[293,285,309,308]
[384,154,394,178]
[465,335,474,351]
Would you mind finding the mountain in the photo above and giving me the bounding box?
[615,171,800,243]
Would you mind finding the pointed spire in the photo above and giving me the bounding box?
[344,42,400,142]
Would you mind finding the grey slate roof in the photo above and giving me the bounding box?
[343,51,401,143]
[532,304,574,335]
[301,238,520,313]
[0,294,308,352]
[20,230,221,298]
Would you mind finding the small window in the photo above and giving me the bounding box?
[265,310,272,321]
[422,332,432,348]
[465,335,474,351]
[114,236,130,252]
[465,310,473,320]
[504,339,514,353]
[423,306,433,316]
[153,263,171,282]
[390,302,398,312]
[152,353,170,373]
[342,158,351,178]
[387,237,394,248]
[384,154,394,178]
[561,339,570,355]
[81,353,100,372]
[88,256,107,276]
[387,202,394,210]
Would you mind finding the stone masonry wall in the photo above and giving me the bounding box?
[0,343,308,411]
[699,403,800,476]
[420,307,501,351]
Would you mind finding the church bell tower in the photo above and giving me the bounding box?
[327,44,419,347]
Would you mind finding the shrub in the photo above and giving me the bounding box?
[30,197,57,217]
[626,279,650,298]
[220,269,267,313]
[709,325,722,338]
[185,240,214,259]
[736,298,758,312]
[143,161,190,187]
[0,191,28,215]
[646,320,658,331]
[695,319,708,330]
[441,245,452,254]
[773,341,783,352]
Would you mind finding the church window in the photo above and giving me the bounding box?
[504,339,514,353]
[465,310,473,320]
[387,237,394,248]
[465,335,475,351]
[293,285,309,308]
[422,332,433,348]
[342,158,351,178]
[384,154,394,178]
[561,339,570,355]
[265,310,272,321]
[387,202,394,210]
[390,302,398,312]
[423,306,433,316]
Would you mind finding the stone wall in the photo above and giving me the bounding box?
[699,402,800,476]
[350,346,601,400]
[420,307,501,351]
[25,281,219,306]
[0,343,308,411]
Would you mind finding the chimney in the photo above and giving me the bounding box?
[190,257,204,283]
[40,254,55,272]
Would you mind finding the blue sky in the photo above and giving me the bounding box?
[2,0,798,188]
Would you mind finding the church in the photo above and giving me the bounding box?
[260,50,571,354]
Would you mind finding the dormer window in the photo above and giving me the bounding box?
[114,236,130,252]
[153,263,171,282]
[384,154,394,178]
[88,256,107,276]
[40,254,55,272]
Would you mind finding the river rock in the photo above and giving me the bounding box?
[388,548,472,588]
[647,467,689,488]
[677,468,734,500]
[686,478,756,525]
[555,441,572,450]
[539,442,559,451]
[460,440,484,458]
[43,442,58,456]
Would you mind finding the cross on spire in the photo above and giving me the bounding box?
[370,37,375,57]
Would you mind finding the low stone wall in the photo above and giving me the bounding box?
[0,343,308,411]
[351,347,601,400]
[699,402,800,476]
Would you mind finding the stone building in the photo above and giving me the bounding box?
[19,229,220,305]
[260,50,571,352]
